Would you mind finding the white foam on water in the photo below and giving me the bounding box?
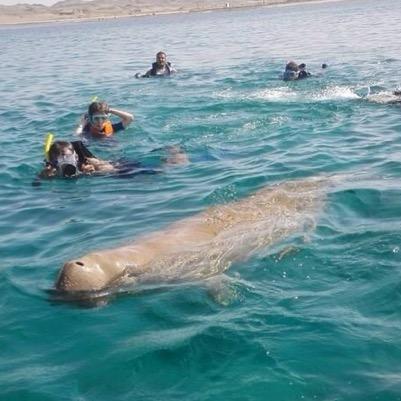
[249,87,299,102]
[245,85,361,103]
[269,115,290,126]
[214,88,235,99]
[309,86,361,101]
[215,82,376,105]
[366,91,401,104]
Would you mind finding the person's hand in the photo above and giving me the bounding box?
[39,164,56,178]
[86,157,115,173]
[81,161,96,174]
[100,101,110,114]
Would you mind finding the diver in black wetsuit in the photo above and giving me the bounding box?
[39,140,118,179]
[36,140,188,183]
[135,51,177,78]
[282,61,312,81]
[298,63,312,79]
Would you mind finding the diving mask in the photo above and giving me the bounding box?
[55,153,79,177]
[90,114,110,123]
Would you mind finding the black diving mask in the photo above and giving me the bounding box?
[55,153,79,177]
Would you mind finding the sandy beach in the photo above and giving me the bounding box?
[0,0,344,26]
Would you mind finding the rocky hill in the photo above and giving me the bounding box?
[0,0,322,25]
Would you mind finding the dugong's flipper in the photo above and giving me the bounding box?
[205,275,248,306]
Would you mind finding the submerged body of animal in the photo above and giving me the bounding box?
[55,176,329,295]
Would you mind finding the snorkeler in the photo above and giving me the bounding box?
[298,63,312,79]
[39,140,116,178]
[76,101,133,138]
[135,51,177,78]
[282,61,311,81]
[38,137,188,180]
[283,61,299,81]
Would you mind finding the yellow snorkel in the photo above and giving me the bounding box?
[44,132,54,161]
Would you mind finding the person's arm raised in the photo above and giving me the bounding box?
[108,107,134,128]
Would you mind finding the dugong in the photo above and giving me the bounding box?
[55,176,328,295]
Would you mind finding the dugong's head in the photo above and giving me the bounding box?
[55,252,125,293]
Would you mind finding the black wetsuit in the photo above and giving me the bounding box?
[144,62,174,77]
[72,141,159,178]
[71,141,95,168]
[298,70,311,79]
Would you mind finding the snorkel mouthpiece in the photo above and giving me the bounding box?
[62,164,77,177]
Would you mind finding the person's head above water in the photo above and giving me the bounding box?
[39,139,116,180]
[88,101,109,116]
[155,51,167,67]
[285,61,299,72]
[283,61,299,81]
[88,101,110,125]
[83,100,133,138]
[88,102,113,136]
[47,141,79,178]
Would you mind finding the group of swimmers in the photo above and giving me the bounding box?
[38,51,188,181]
[38,54,322,180]
[282,61,328,81]
[283,61,401,104]
[40,100,134,179]
[39,51,401,181]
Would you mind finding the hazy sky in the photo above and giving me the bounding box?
[0,0,58,5]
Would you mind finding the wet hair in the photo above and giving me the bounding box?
[156,51,166,58]
[321,63,328,69]
[48,141,74,165]
[285,61,299,72]
[88,101,108,117]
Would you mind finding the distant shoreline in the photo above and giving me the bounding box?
[0,0,347,27]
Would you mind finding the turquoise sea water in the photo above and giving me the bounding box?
[2,0,401,399]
